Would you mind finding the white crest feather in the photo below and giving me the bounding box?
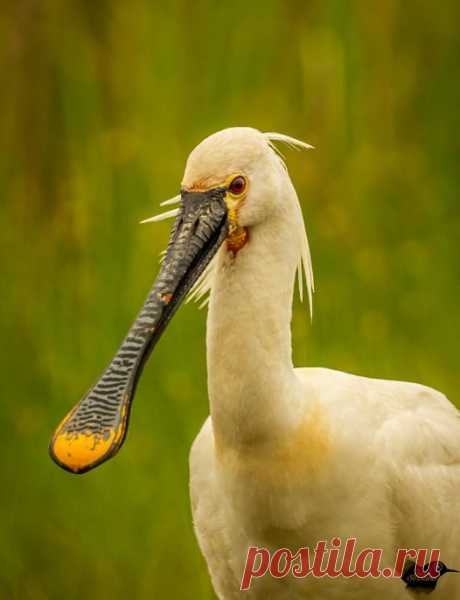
[263,132,314,152]
[265,132,315,318]
[140,207,180,224]
[160,194,181,207]
[295,201,315,319]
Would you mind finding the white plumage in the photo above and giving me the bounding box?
[157,128,460,598]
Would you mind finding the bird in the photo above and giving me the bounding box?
[50,127,460,599]
[402,560,458,593]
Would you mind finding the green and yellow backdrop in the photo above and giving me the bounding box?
[1,1,459,598]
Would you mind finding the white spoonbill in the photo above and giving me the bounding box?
[50,127,460,599]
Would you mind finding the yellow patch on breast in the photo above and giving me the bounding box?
[216,404,332,481]
[275,404,331,474]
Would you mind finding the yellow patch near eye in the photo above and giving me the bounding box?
[224,175,248,255]
[186,173,249,254]
[226,215,248,255]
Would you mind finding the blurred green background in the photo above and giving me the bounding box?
[1,1,459,598]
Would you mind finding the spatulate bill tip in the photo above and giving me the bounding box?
[49,426,124,474]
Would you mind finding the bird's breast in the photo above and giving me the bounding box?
[213,404,333,534]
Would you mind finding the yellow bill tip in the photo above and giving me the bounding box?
[49,429,119,474]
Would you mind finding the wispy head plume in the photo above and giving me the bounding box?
[264,131,315,318]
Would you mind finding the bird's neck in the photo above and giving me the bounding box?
[206,217,303,449]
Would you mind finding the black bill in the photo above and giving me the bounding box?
[49,188,228,474]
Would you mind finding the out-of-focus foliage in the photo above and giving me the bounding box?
[0,1,459,598]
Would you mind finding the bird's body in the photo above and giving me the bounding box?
[50,126,460,598]
[191,370,460,598]
[186,128,460,598]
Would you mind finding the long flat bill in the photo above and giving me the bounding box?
[49,188,228,473]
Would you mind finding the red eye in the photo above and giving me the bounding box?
[229,176,246,195]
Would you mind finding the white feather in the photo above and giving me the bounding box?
[186,257,217,307]
[140,208,180,224]
[160,194,181,207]
[263,131,314,152]
[158,249,167,265]
[294,199,315,319]
[264,131,315,317]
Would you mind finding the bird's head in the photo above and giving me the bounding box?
[181,127,312,251]
[49,126,314,474]
[143,126,314,307]
[184,128,287,234]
